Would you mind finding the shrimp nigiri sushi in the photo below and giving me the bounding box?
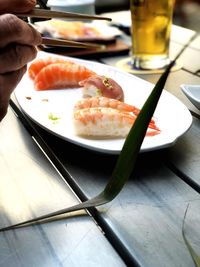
[73,97,160,137]
[73,107,136,137]
[74,96,160,132]
[79,75,124,101]
[33,62,96,90]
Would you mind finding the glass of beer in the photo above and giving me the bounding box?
[130,0,175,70]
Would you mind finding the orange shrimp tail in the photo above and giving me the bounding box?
[34,63,96,91]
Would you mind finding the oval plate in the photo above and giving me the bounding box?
[14,51,192,154]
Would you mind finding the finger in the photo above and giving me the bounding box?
[0,44,37,73]
[0,66,27,98]
[0,66,27,121]
[0,0,36,13]
[0,14,42,48]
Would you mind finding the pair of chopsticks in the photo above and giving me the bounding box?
[15,5,112,49]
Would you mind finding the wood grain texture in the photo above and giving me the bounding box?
[32,127,200,267]
[165,117,200,188]
[0,109,126,267]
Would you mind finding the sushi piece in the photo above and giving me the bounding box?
[34,62,96,90]
[79,75,124,101]
[73,106,160,137]
[28,57,74,80]
[73,107,135,137]
[74,96,160,131]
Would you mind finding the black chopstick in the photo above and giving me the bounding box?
[15,9,112,21]
[37,0,49,9]
[41,37,106,49]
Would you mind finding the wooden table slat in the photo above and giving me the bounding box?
[0,108,126,267]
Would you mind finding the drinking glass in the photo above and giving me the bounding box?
[130,0,175,70]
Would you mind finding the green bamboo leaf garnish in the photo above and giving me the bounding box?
[182,205,200,267]
[0,34,197,232]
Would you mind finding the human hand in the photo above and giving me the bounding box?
[0,0,42,121]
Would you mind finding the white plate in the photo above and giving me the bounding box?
[14,51,192,154]
[34,20,122,41]
[181,84,200,110]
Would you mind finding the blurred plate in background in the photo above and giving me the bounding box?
[34,19,122,42]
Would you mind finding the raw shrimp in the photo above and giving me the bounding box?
[73,107,160,137]
[74,107,135,137]
[34,62,96,90]
[74,96,160,131]
[28,57,74,80]
[79,75,124,101]
[74,96,139,113]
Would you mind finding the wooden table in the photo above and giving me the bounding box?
[0,17,200,267]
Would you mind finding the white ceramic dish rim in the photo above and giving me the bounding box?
[181,84,200,110]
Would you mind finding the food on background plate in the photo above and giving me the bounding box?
[79,75,124,101]
[34,19,122,41]
[73,96,160,137]
[36,20,100,40]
